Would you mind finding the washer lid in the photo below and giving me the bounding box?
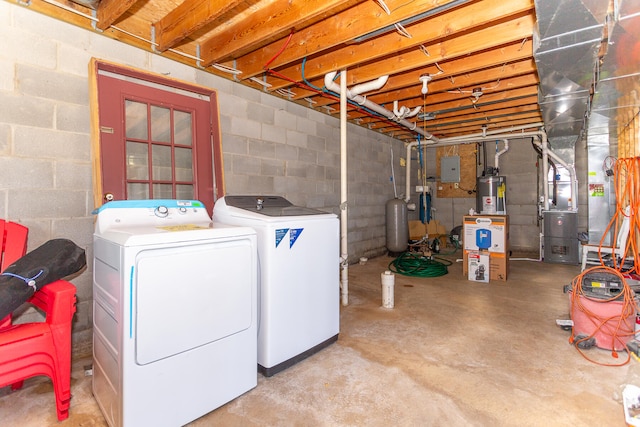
[221,195,329,217]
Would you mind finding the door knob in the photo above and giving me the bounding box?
[104,193,114,202]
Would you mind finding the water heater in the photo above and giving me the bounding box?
[476,176,507,215]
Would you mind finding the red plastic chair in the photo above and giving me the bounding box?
[0,220,77,421]
[0,219,28,328]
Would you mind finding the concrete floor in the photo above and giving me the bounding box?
[1,252,639,426]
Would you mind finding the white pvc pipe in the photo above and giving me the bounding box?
[324,72,439,142]
[440,130,577,212]
[404,139,436,203]
[393,101,408,119]
[494,139,509,171]
[438,123,544,142]
[340,69,349,307]
[540,134,550,211]
[350,75,388,96]
[393,101,421,119]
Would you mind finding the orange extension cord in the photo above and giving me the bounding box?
[570,266,636,366]
[596,157,640,274]
[570,157,640,366]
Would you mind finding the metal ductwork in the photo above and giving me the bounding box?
[588,1,640,141]
[534,0,640,240]
[535,0,640,146]
[533,0,609,145]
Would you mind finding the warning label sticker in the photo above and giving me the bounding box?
[289,228,303,248]
[275,228,289,248]
[275,228,304,248]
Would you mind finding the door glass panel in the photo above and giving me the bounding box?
[152,144,172,180]
[174,110,192,146]
[127,183,149,199]
[175,147,193,181]
[151,106,171,143]
[176,184,194,200]
[153,183,173,199]
[125,100,148,139]
[126,141,149,180]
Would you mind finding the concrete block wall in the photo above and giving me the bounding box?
[0,3,96,354]
[496,138,541,252]
[1,1,404,355]
[427,138,542,252]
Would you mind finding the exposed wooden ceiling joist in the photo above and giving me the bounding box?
[96,0,137,31]
[153,0,247,52]
[23,0,543,142]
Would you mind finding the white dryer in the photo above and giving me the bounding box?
[92,199,257,427]
[213,196,339,376]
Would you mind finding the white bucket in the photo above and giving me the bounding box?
[381,270,395,309]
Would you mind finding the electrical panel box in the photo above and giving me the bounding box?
[440,156,460,182]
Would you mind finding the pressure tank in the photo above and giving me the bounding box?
[476,176,507,214]
[386,198,409,253]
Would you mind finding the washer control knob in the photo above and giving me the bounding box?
[155,205,169,217]
[178,207,188,214]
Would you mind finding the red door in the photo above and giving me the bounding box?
[95,63,223,214]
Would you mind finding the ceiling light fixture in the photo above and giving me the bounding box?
[471,87,483,103]
[419,74,433,95]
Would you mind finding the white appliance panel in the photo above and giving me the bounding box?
[134,239,254,365]
[93,199,258,427]
[213,196,339,375]
[257,219,339,366]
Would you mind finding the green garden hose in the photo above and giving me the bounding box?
[388,252,451,278]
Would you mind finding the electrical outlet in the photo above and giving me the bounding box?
[454,183,459,189]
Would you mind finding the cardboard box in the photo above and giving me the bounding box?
[462,215,509,253]
[409,220,426,240]
[467,251,489,283]
[463,250,509,281]
[408,220,447,242]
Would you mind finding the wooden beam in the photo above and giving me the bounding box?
[201,0,361,64]
[217,0,464,74]
[293,41,535,102]
[268,12,535,90]
[153,0,246,52]
[312,60,538,109]
[424,105,541,130]
[96,0,138,31]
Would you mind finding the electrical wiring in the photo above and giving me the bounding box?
[301,57,323,91]
[263,30,295,71]
[388,252,451,277]
[595,157,639,274]
[304,65,398,123]
[569,266,636,366]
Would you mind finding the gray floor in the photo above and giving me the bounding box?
[1,252,639,426]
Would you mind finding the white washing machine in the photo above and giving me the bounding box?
[213,195,339,376]
[92,199,257,427]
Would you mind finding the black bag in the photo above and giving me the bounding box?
[0,238,86,319]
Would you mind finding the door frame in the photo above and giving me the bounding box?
[89,58,225,213]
